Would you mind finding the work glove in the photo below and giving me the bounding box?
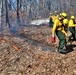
[65,33,68,37]
[51,35,56,43]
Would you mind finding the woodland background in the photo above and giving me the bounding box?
[0,0,76,27]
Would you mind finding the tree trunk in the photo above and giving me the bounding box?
[5,0,10,28]
[20,0,22,9]
[0,0,2,25]
[8,0,12,10]
[17,0,20,25]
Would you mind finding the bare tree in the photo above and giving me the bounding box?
[0,0,2,25]
[8,0,12,10]
[5,0,10,28]
[17,0,21,25]
[20,0,22,9]
[1,0,76,26]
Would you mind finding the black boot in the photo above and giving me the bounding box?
[58,49,67,54]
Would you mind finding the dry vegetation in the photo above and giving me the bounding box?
[0,25,76,75]
[1,0,76,74]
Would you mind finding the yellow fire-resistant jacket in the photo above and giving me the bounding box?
[52,15,59,22]
[52,19,67,35]
[69,19,76,27]
[49,15,58,22]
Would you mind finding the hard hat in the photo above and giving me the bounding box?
[71,16,75,19]
[63,19,68,25]
[50,13,52,15]
[60,13,62,16]
[55,11,57,13]
[61,12,67,18]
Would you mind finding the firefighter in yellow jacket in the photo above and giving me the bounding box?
[52,11,59,22]
[63,19,69,32]
[69,16,76,41]
[63,19,69,42]
[49,11,59,27]
[51,13,68,54]
[61,12,69,32]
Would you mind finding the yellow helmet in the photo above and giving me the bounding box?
[50,13,52,15]
[55,11,57,13]
[61,12,67,18]
[71,16,75,19]
[63,19,68,25]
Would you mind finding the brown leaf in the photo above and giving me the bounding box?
[0,37,6,43]
[13,45,20,51]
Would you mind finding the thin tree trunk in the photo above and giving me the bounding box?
[5,0,10,28]
[20,0,22,9]
[8,0,12,10]
[17,0,20,25]
[0,0,2,25]
[1,0,4,27]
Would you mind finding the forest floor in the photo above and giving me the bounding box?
[0,25,76,75]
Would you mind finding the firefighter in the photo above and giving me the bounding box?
[63,19,69,32]
[49,13,53,27]
[69,16,76,41]
[55,11,58,16]
[62,13,69,32]
[60,12,69,33]
[63,19,69,42]
[51,13,68,54]
[52,11,59,22]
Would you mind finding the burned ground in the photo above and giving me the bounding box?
[0,25,76,75]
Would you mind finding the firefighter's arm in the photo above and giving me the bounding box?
[62,29,68,42]
[51,21,57,43]
[69,24,76,27]
[62,30,67,35]
[52,20,57,35]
